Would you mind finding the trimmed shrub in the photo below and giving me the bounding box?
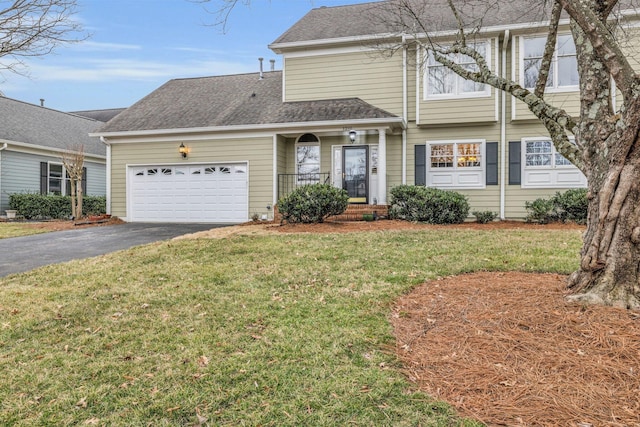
[524,188,588,224]
[472,210,498,224]
[9,193,106,220]
[389,185,469,224]
[277,184,349,224]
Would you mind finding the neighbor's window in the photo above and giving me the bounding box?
[48,163,65,195]
[523,34,578,90]
[296,133,320,183]
[426,42,490,98]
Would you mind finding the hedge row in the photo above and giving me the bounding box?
[9,193,106,220]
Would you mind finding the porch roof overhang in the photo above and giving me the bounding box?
[91,116,405,142]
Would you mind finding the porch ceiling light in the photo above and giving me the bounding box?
[349,130,357,143]
[179,143,189,159]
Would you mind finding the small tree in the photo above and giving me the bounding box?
[61,145,84,219]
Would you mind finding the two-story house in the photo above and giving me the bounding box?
[93,0,603,223]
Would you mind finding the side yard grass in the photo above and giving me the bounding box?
[0,228,583,426]
[0,223,49,239]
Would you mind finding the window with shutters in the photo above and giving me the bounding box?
[426,140,486,189]
[521,137,586,188]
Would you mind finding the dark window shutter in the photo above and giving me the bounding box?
[81,167,87,195]
[40,162,48,195]
[508,141,521,185]
[485,142,498,185]
[415,144,426,186]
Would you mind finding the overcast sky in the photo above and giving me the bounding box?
[0,0,374,112]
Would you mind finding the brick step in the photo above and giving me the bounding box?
[274,204,389,222]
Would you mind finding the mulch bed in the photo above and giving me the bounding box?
[391,272,640,426]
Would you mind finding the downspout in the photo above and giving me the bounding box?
[100,136,111,215]
[402,34,408,185]
[272,134,278,220]
[500,30,510,220]
[0,143,7,212]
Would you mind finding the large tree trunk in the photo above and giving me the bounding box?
[568,139,640,309]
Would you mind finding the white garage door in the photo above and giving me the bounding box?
[128,164,248,223]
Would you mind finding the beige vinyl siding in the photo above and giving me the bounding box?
[109,137,273,220]
[284,50,404,116]
[504,120,585,219]
[406,123,502,215]
[420,96,497,125]
[512,34,580,121]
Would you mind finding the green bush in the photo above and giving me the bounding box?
[277,184,349,224]
[472,210,498,224]
[389,185,469,224]
[9,193,106,220]
[524,188,588,224]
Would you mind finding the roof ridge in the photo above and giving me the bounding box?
[1,96,100,123]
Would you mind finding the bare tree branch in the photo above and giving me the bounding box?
[0,0,86,76]
[534,0,562,98]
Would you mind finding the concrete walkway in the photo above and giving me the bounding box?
[0,223,226,277]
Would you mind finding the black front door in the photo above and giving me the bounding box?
[342,145,368,203]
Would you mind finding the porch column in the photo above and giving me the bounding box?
[377,128,387,204]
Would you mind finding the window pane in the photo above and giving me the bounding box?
[557,34,576,56]
[524,37,546,59]
[555,152,572,166]
[297,145,320,182]
[428,66,455,95]
[457,143,481,167]
[431,144,454,168]
[525,141,552,166]
[524,59,553,89]
[557,56,579,86]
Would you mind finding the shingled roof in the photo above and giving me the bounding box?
[71,108,126,123]
[96,71,399,133]
[0,97,106,156]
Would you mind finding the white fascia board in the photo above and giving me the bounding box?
[0,138,106,161]
[269,33,401,53]
[92,117,406,143]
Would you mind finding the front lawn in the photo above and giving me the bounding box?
[0,228,582,426]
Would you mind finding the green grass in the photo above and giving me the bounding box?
[0,228,583,426]
[0,223,49,239]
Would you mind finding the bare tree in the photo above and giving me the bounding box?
[0,0,85,76]
[61,144,84,220]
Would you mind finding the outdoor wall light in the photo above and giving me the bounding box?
[349,130,357,143]
[179,143,189,159]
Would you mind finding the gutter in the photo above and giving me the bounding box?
[500,29,510,220]
[100,136,111,215]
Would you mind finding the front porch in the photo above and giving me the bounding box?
[274,202,389,222]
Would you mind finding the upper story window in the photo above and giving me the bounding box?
[522,34,579,91]
[427,140,486,189]
[296,133,320,183]
[425,42,490,99]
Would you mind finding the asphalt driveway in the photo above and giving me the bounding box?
[0,223,227,277]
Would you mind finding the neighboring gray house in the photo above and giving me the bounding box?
[0,96,107,214]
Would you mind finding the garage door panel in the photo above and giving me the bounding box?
[129,163,248,223]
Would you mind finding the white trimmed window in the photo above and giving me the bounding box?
[427,140,485,188]
[48,163,67,195]
[296,133,320,184]
[425,42,490,99]
[522,34,578,91]
[521,138,586,188]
